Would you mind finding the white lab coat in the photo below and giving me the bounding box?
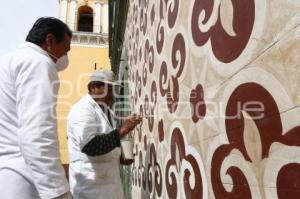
[0,42,69,198]
[68,94,124,199]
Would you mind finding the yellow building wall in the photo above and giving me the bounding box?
[57,46,110,163]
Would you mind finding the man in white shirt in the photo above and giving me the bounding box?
[0,17,72,199]
[68,70,141,199]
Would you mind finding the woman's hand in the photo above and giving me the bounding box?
[118,114,142,138]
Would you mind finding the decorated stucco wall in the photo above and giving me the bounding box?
[124,0,300,198]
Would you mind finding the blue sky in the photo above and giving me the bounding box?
[0,1,58,55]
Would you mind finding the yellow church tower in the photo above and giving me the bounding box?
[57,0,110,163]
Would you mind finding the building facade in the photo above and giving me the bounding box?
[111,0,300,198]
[57,0,110,163]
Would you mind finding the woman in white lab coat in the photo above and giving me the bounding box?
[0,18,72,199]
[67,70,141,199]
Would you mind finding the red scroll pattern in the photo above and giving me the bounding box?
[190,84,206,123]
[159,33,186,113]
[211,83,300,198]
[277,163,300,198]
[142,40,155,87]
[125,0,300,198]
[165,128,204,199]
[191,0,255,63]
[156,0,165,54]
[167,0,179,28]
[139,0,148,35]
[132,144,163,197]
[147,143,163,197]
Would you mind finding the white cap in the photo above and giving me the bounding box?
[90,69,122,86]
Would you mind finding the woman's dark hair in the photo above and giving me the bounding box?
[26,17,72,45]
[88,81,105,93]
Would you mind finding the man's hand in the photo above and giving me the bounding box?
[118,114,142,138]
